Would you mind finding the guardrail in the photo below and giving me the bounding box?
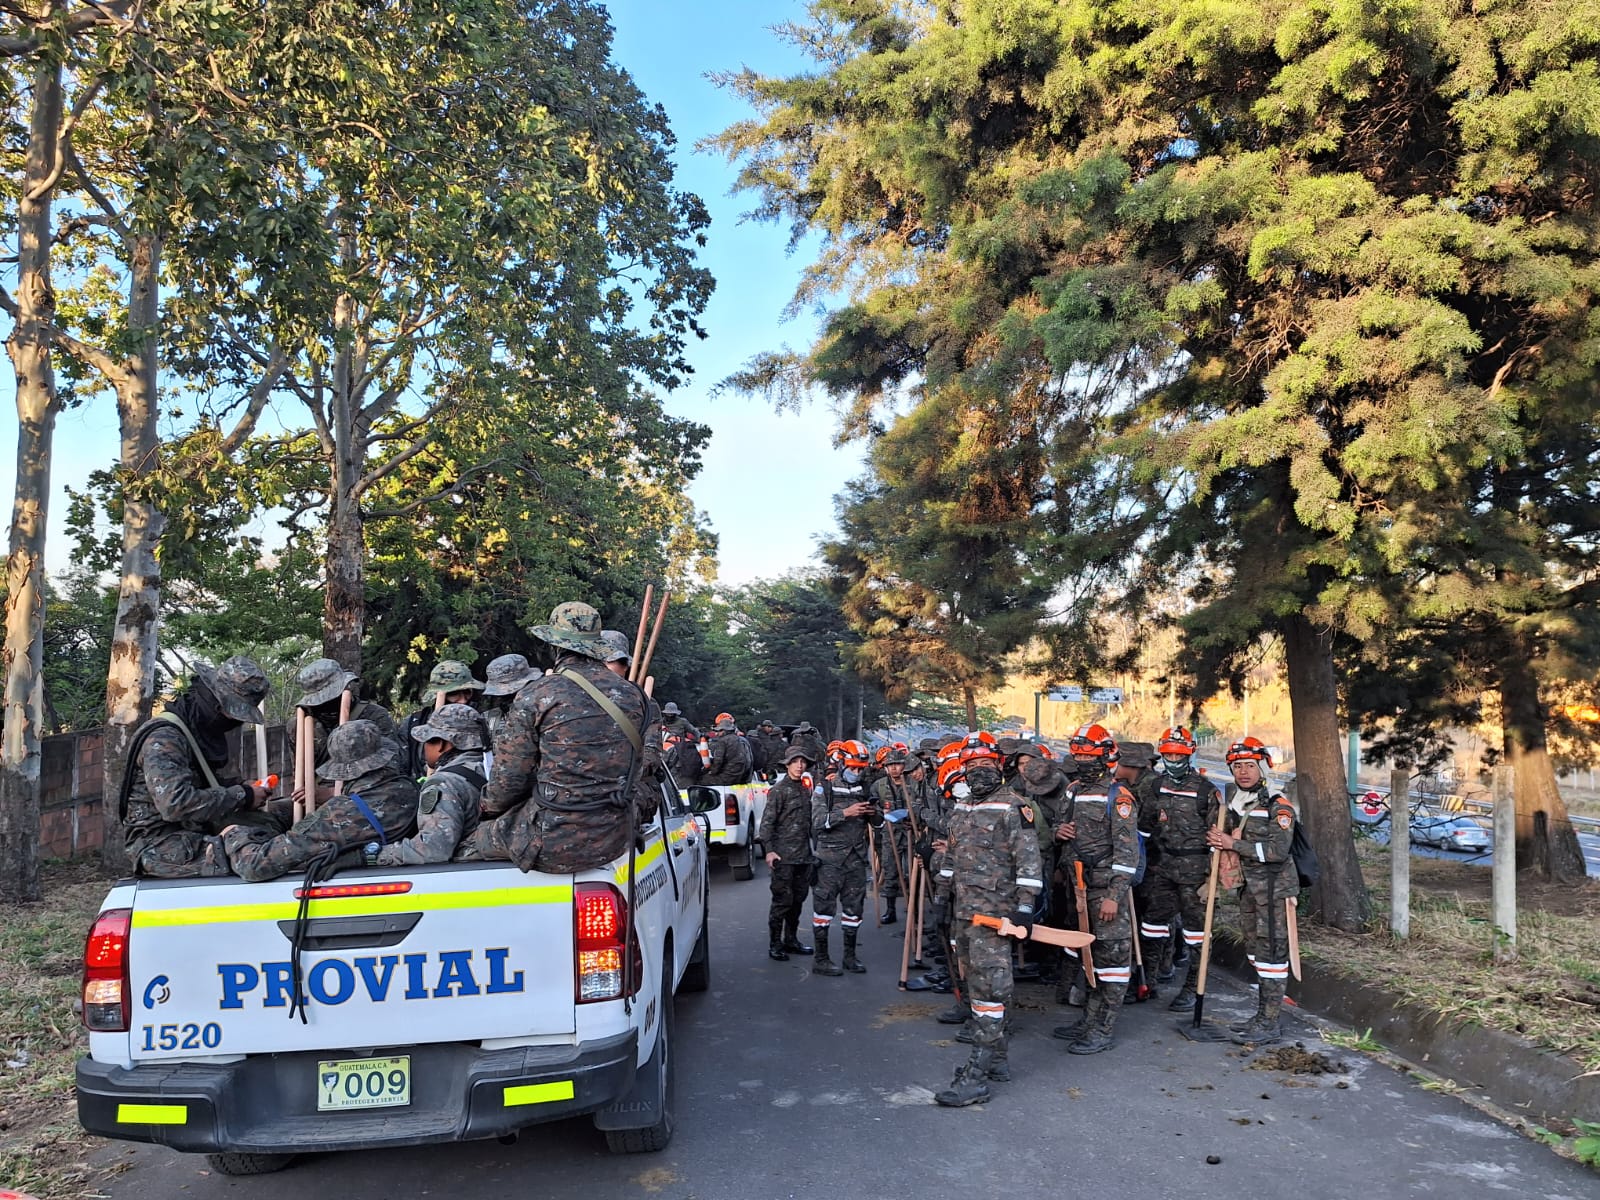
[1347,786,1600,834]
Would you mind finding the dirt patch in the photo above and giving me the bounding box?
[871,1002,941,1028]
[1246,1043,1350,1075]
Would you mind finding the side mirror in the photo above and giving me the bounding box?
[688,786,721,814]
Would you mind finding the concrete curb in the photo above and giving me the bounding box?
[1209,935,1599,1126]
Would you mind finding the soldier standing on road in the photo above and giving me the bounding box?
[457,603,648,873]
[398,661,485,780]
[871,746,917,925]
[371,704,487,867]
[760,746,818,961]
[809,740,881,976]
[120,657,278,878]
[930,741,1043,1107]
[1050,723,1140,1054]
[480,654,537,753]
[224,720,419,882]
[1206,736,1296,1045]
[1114,741,1166,998]
[1147,727,1222,1012]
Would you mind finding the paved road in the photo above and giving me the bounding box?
[100,863,1594,1200]
[1354,819,1600,877]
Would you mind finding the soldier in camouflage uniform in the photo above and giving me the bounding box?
[287,659,401,798]
[702,714,753,784]
[1050,724,1140,1054]
[458,603,648,873]
[1147,727,1221,1011]
[1113,741,1166,997]
[480,654,536,753]
[870,746,917,924]
[1206,736,1296,1045]
[787,721,826,768]
[809,741,881,976]
[223,720,419,882]
[748,719,786,781]
[120,657,276,878]
[659,701,698,743]
[398,660,485,780]
[372,704,486,867]
[601,630,665,825]
[930,745,1043,1107]
[759,746,817,960]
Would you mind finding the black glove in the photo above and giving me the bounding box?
[1008,906,1035,936]
[930,899,950,930]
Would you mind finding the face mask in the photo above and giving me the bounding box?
[1162,754,1190,776]
[841,768,861,785]
[966,766,1002,795]
[950,781,971,800]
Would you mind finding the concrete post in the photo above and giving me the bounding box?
[1347,728,1361,792]
[1492,765,1516,962]
[1389,767,1410,939]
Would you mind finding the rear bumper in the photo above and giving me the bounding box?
[77,1031,638,1155]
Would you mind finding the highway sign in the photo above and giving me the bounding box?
[1087,687,1124,704]
[1045,686,1083,702]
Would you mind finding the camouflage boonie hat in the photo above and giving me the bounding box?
[409,703,487,751]
[599,629,632,664]
[783,745,815,765]
[296,658,355,709]
[917,737,943,752]
[482,653,535,697]
[423,659,485,702]
[1115,741,1158,769]
[662,702,682,717]
[1010,738,1046,760]
[317,720,398,780]
[530,601,609,659]
[194,655,269,724]
[883,747,909,766]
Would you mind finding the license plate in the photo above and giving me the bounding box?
[316,1055,411,1112]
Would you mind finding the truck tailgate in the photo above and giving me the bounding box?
[126,866,575,1060]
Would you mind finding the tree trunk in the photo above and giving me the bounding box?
[101,230,165,875]
[0,56,64,902]
[1282,612,1368,931]
[1498,652,1587,883]
[963,686,977,732]
[322,279,364,672]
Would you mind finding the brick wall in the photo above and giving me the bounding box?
[38,722,290,860]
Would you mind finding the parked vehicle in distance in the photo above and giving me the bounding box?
[1409,811,1492,853]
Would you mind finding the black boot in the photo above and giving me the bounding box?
[842,928,867,973]
[768,920,789,961]
[781,919,813,955]
[812,927,843,977]
[879,899,897,926]
[1068,984,1125,1054]
[936,998,971,1025]
[1231,979,1285,1045]
[1053,991,1101,1042]
[986,1034,1010,1082]
[934,1049,994,1107]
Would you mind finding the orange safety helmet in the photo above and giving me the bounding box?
[1224,736,1272,768]
[959,731,1001,768]
[839,739,870,769]
[1068,723,1117,759]
[936,758,967,791]
[1158,726,1198,756]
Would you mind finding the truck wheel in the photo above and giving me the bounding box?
[679,890,711,994]
[604,964,676,1153]
[206,1152,294,1176]
[731,818,755,880]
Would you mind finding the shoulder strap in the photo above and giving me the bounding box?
[559,668,642,756]
[439,763,488,790]
[156,713,224,790]
[345,791,388,847]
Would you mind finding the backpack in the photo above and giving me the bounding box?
[1290,818,1319,890]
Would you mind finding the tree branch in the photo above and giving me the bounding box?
[218,348,288,456]
[362,458,511,518]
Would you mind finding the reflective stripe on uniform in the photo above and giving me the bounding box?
[1255,961,1289,979]
[813,914,833,927]
[1254,842,1266,862]
[1112,864,1137,875]
[1140,922,1169,939]
[1097,966,1133,983]
[1183,928,1205,945]
[971,1001,1006,1020]
[840,914,862,929]
[1016,876,1043,888]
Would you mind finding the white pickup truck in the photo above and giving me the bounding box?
[683,783,769,880]
[75,776,709,1176]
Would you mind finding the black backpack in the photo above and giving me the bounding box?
[1290,819,1320,889]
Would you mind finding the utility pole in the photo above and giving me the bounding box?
[1389,766,1410,939]
[1492,765,1516,962]
[1347,728,1361,791]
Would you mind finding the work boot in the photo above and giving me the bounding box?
[1157,936,1177,983]
[936,999,971,1025]
[842,929,867,973]
[781,920,813,955]
[1230,985,1267,1032]
[768,920,789,961]
[1230,979,1285,1045]
[1055,961,1083,1006]
[812,928,843,977]
[1053,990,1102,1042]
[1168,959,1201,1012]
[1068,984,1125,1055]
[879,899,897,926]
[986,1035,1010,1082]
[933,1050,994,1108]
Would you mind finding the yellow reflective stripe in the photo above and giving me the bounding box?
[130,885,574,928]
[708,829,727,842]
[117,1103,188,1125]
[613,837,666,885]
[503,1080,574,1107]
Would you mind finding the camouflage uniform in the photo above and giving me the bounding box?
[374,704,487,867]
[759,760,816,957]
[702,723,753,784]
[1114,745,1168,991]
[399,660,485,780]
[809,773,881,973]
[787,722,826,768]
[224,720,419,882]
[120,658,275,878]
[1149,761,1221,1010]
[870,764,917,919]
[286,659,401,771]
[1225,781,1297,1039]
[459,604,647,874]
[1062,764,1141,1048]
[660,703,699,744]
[481,654,537,752]
[748,722,786,780]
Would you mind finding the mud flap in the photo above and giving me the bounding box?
[592,1023,663,1131]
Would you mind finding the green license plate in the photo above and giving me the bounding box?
[316,1055,411,1112]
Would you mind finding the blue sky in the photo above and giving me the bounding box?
[0,1,862,587]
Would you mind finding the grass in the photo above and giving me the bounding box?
[1288,843,1600,1076]
[1323,1026,1382,1053]
[0,860,114,1200]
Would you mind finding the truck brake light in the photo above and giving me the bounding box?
[83,908,132,1032]
[724,792,741,825]
[574,883,641,1004]
[294,881,414,899]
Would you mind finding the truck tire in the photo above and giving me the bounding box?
[730,817,755,880]
[679,889,711,994]
[604,963,676,1153]
[206,1152,294,1176]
